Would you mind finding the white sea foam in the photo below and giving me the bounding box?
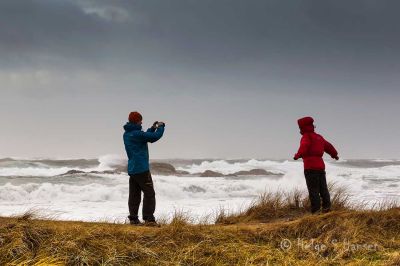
[0,154,124,176]
[0,167,75,177]
[0,157,398,222]
[97,154,126,170]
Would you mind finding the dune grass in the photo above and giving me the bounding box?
[215,183,353,224]
[0,186,399,265]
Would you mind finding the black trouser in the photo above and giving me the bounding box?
[128,171,156,221]
[304,170,331,213]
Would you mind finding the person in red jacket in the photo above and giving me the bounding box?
[294,117,339,213]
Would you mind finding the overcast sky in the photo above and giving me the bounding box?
[1,0,399,159]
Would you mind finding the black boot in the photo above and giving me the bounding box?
[322,208,331,213]
[128,216,143,226]
[144,218,159,227]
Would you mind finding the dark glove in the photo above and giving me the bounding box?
[293,155,299,161]
[333,156,339,160]
[152,121,159,129]
[157,122,165,127]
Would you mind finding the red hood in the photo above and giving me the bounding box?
[298,116,315,134]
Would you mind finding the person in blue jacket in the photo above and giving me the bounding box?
[123,111,165,225]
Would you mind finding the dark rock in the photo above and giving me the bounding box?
[200,170,225,177]
[60,169,120,176]
[114,164,128,173]
[59,169,86,175]
[177,170,190,175]
[233,169,284,176]
[89,170,118,174]
[150,162,177,175]
[103,170,118,174]
[89,171,100,174]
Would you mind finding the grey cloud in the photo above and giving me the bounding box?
[0,1,400,159]
[1,0,400,74]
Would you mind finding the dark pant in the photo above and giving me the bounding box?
[128,171,156,221]
[304,170,331,213]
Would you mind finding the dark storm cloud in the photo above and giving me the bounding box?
[1,1,400,159]
[0,0,94,68]
[1,0,400,76]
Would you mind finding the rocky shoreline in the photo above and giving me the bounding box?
[58,162,284,178]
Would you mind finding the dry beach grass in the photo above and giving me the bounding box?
[0,186,399,265]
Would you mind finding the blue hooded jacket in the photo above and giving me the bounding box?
[123,122,165,175]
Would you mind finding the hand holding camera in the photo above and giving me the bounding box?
[151,121,165,129]
[151,121,159,130]
[157,122,165,128]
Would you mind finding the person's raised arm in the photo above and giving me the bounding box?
[324,139,339,160]
[139,125,165,143]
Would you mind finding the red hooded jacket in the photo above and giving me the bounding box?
[294,117,338,170]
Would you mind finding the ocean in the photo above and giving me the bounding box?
[0,155,398,222]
